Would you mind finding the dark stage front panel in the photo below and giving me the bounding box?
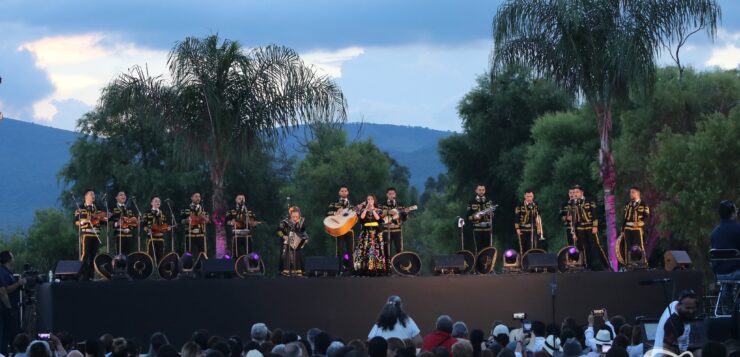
[37,270,702,346]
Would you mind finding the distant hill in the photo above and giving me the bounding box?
[0,118,451,229]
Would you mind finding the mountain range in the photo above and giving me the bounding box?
[0,118,452,229]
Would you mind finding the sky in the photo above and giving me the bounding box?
[0,0,739,132]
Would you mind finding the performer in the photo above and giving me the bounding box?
[467,184,494,253]
[354,194,387,276]
[144,196,168,264]
[109,191,137,255]
[379,187,410,258]
[276,207,308,276]
[326,185,354,262]
[180,192,210,258]
[515,190,542,254]
[621,187,650,266]
[560,185,609,270]
[74,189,106,280]
[226,194,260,258]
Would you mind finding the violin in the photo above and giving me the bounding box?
[151,223,171,234]
[119,216,139,229]
[188,214,209,226]
[76,211,110,226]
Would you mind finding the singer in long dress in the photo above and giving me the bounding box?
[353,194,388,276]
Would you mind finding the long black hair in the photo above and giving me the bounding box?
[377,297,409,330]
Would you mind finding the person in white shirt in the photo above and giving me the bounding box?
[585,312,616,352]
[368,296,422,346]
[653,291,698,354]
[586,330,613,357]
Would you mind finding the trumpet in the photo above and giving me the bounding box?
[536,214,545,240]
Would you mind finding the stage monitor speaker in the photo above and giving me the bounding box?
[201,259,236,279]
[522,252,558,272]
[432,255,465,275]
[305,256,339,277]
[664,250,692,271]
[54,261,83,281]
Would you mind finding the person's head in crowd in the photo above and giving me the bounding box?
[592,316,606,334]
[605,346,628,357]
[14,333,31,354]
[181,341,202,357]
[209,336,227,349]
[491,324,509,340]
[676,290,699,321]
[260,342,275,356]
[100,334,114,354]
[244,341,261,354]
[306,328,322,350]
[378,296,411,331]
[368,337,388,357]
[543,335,562,357]
[246,350,264,357]
[326,341,344,357]
[533,351,549,357]
[453,322,469,339]
[532,321,546,338]
[419,352,436,357]
[282,331,300,344]
[110,338,127,357]
[496,348,515,357]
[609,316,626,334]
[594,329,614,354]
[205,348,226,357]
[127,337,142,357]
[156,345,180,357]
[612,335,629,349]
[719,200,737,220]
[387,337,405,354]
[312,332,331,356]
[629,326,641,347]
[147,333,170,357]
[85,339,105,357]
[437,315,454,334]
[67,350,84,357]
[546,324,561,340]
[470,329,484,357]
[298,339,311,356]
[284,342,303,357]
[55,332,75,352]
[347,339,366,355]
[702,341,728,357]
[251,324,270,344]
[272,344,287,357]
[211,340,231,357]
[618,324,631,339]
[560,329,576,343]
[480,350,495,357]
[193,330,211,351]
[271,329,285,346]
[27,341,52,357]
[562,338,583,357]
[0,250,16,270]
[229,336,244,357]
[452,340,473,357]
[432,346,451,357]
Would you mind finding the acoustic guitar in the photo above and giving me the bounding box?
[323,208,358,237]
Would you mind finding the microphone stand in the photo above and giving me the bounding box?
[165,199,178,253]
[70,192,82,259]
[130,197,143,253]
[103,194,110,254]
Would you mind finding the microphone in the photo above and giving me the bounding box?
[457,216,465,228]
[164,198,172,202]
[130,196,136,200]
[639,278,672,285]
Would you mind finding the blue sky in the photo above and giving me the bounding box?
[1,0,739,132]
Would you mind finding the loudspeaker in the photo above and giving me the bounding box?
[201,259,236,279]
[522,253,558,272]
[664,250,692,271]
[432,255,465,275]
[305,256,340,277]
[54,261,84,281]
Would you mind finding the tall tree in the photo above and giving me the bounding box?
[491,0,720,270]
[101,35,347,257]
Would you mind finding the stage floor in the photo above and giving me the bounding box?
[37,270,702,346]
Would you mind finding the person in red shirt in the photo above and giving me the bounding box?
[422,315,458,352]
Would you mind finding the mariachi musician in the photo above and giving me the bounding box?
[144,195,169,264]
[515,190,543,254]
[74,189,107,280]
[326,185,354,262]
[560,185,609,270]
[379,187,410,258]
[276,206,308,276]
[109,191,138,256]
[225,194,261,258]
[180,192,210,258]
[621,186,650,266]
[467,184,495,253]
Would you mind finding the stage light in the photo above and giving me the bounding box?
[224,254,231,260]
[628,245,645,268]
[567,246,580,260]
[250,252,260,261]
[181,253,195,270]
[342,253,350,261]
[502,249,521,273]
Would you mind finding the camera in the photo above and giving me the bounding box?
[592,308,606,317]
[523,320,532,333]
[22,264,46,289]
[37,333,51,341]
[513,312,527,320]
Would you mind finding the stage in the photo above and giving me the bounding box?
[37,270,702,346]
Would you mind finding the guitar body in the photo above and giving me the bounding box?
[323,209,358,237]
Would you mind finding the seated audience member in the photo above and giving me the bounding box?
[586,330,613,357]
[100,335,114,355]
[542,335,562,357]
[284,342,303,357]
[110,338,128,357]
[470,329,484,357]
[312,332,331,357]
[367,337,388,357]
[155,345,179,357]
[585,315,615,352]
[527,321,547,352]
[432,346,451,357]
[626,326,642,357]
[192,330,211,351]
[452,340,474,357]
[86,339,106,357]
[368,296,423,345]
[181,342,201,357]
[422,316,458,352]
[326,341,344,357]
[306,329,322,354]
[127,338,142,357]
[13,333,31,357]
[702,341,728,357]
[27,341,52,357]
[605,346,628,357]
[562,339,583,357]
[611,336,629,350]
[654,291,699,354]
[453,322,470,341]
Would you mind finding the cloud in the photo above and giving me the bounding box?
[0,41,55,120]
[301,47,365,78]
[704,30,740,69]
[18,33,169,124]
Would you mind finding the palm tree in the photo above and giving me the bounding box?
[491,0,720,270]
[102,35,347,258]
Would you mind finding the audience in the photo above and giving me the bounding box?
[452,340,473,357]
[422,316,458,352]
[452,323,469,342]
[368,296,423,346]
